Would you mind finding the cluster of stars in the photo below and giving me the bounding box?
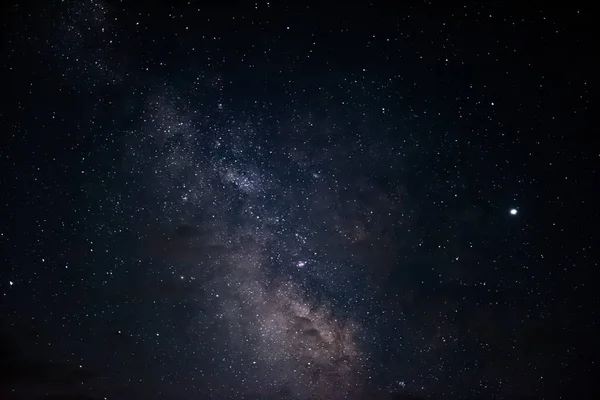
[2,1,590,399]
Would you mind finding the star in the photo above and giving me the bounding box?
[510,208,518,215]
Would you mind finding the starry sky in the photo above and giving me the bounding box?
[1,1,596,399]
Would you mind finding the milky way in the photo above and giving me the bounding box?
[26,1,412,397]
[6,1,589,399]
[122,81,395,397]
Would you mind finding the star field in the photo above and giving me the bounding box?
[1,1,596,399]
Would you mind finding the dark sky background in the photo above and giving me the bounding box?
[1,1,596,399]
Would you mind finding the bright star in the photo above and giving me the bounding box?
[510,208,518,215]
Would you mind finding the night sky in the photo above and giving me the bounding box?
[1,1,596,399]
